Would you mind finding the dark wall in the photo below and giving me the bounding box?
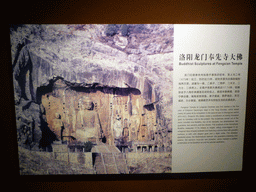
[3,0,256,191]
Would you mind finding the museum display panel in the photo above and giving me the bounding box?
[10,24,250,175]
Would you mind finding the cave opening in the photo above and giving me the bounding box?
[35,77,159,151]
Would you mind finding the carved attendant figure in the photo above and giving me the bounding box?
[129,106,140,141]
[113,114,122,139]
[52,113,64,141]
[122,118,129,143]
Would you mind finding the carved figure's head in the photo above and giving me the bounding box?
[84,98,93,110]
[55,113,61,119]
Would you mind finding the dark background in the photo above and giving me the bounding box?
[2,0,256,191]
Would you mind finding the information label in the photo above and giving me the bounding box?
[172,25,250,173]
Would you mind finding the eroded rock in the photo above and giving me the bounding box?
[11,24,173,151]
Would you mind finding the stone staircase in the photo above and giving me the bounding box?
[92,144,129,174]
[94,153,106,174]
[103,153,119,174]
[92,144,120,153]
[114,153,129,174]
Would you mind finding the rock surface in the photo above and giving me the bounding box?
[129,154,172,174]
[11,24,173,151]
[18,146,95,175]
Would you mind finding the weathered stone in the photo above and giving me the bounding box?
[11,24,173,151]
[51,113,64,141]
[76,98,102,144]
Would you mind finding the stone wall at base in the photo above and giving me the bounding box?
[34,151,55,159]
[69,152,93,168]
[126,152,171,167]
[34,151,93,169]
[30,149,171,174]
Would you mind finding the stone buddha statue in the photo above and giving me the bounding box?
[76,98,102,144]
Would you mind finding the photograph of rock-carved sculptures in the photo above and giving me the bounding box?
[11,24,173,175]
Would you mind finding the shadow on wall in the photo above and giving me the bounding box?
[39,109,57,152]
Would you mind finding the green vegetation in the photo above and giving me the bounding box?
[120,24,129,36]
[105,24,118,36]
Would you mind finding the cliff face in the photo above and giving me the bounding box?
[11,24,173,150]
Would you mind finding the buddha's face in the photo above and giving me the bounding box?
[55,113,61,119]
[84,100,93,110]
